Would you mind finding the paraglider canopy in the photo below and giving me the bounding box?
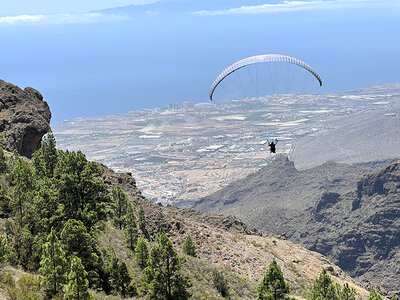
[209,54,322,101]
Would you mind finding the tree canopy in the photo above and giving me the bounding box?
[143,231,191,300]
[258,258,291,300]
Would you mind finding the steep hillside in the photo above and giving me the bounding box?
[101,167,371,299]
[193,156,400,296]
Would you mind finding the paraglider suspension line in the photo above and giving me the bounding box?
[247,67,258,98]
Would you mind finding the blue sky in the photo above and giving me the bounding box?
[0,0,399,123]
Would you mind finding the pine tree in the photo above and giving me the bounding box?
[13,224,37,270]
[137,204,146,233]
[54,150,109,230]
[29,177,60,234]
[124,202,138,250]
[0,146,6,173]
[367,288,383,300]
[61,219,100,286]
[0,184,12,217]
[39,228,67,298]
[143,231,191,300]
[0,234,11,264]
[32,133,58,178]
[258,258,291,300]
[17,179,58,270]
[116,262,133,298]
[64,256,92,300]
[339,283,356,300]
[103,248,136,298]
[308,269,338,300]
[11,156,36,216]
[111,187,128,230]
[182,234,197,257]
[135,237,149,269]
[103,248,120,292]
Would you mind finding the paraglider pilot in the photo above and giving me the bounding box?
[267,139,278,153]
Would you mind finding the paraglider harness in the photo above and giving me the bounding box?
[267,139,278,153]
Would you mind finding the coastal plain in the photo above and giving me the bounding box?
[54,83,400,204]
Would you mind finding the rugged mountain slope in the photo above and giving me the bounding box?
[194,155,370,236]
[193,156,400,296]
[0,80,51,158]
[294,160,400,294]
[101,166,370,299]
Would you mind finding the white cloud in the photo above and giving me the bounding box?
[0,12,128,25]
[0,14,46,24]
[193,0,395,16]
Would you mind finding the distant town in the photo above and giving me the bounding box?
[54,84,400,205]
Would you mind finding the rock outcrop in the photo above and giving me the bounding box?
[0,80,51,158]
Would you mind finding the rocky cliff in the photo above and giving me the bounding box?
[298,160,400,294]
[0,80,51,157]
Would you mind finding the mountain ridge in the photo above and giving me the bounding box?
[195,155,369,212]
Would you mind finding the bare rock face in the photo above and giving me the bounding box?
[302,160,400,294]
[357,161,400,198]
[0,80,51,158]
